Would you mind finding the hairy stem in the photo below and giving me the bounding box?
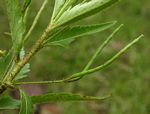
[0,24,53,93]
[15,80,64,85]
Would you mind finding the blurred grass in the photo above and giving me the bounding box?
[0,0,150,114]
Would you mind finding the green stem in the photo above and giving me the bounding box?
[15,80,64,85]
[0,23,53,93]
[24,0,49,42]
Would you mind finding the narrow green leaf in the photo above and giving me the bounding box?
[83,24,123,71]
[0,96,20,110]
[0,93,110,109]
[31,93,110,104]
[20,90,34,114]
[24,0,48,42]
[5,0,25,56]
[45,21,116,44]
[53,0,119,26]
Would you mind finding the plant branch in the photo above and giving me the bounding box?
[64,34,143,82]
[15,80,64,85]
[15,34,143,85]
[0,23,53,93]
[24,0,49,42]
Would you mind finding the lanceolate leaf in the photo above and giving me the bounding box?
[0,93,110,109]
[45,21,116,44]
[53,0,119,26]
[20,90,34,114]
[0,96,20,110]
[5,0,25,56]
[83,24,123,71]
[31,93,110,104]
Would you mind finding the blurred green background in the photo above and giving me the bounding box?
[0,0,150,114]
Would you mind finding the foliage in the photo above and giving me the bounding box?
[0,0,144,113]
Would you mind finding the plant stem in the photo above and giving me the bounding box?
[15,80,64,85]
[24,0,49,42]
[0,23,53,94]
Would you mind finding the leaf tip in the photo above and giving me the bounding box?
[135,34,144,42]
